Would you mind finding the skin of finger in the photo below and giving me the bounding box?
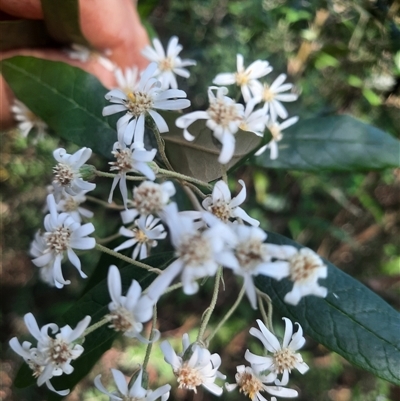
[79,0,150,69]
[0,48,118,129]
[0,0,150,68]
[0,0,151,127]
[0,0,43,19]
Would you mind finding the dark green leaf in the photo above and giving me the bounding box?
[161,111,261,182]
[1,56,115,158]
[40,0,89,46]
[255,231,400,385]
[0,20,54,51]
[254,115,400,171]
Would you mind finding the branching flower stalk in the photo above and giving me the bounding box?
[95,243,162,274]
[205,283,246,346]
[197,267,223,343]
[82,316,111,337]
[257,290,275,334]
[142,304,158,372]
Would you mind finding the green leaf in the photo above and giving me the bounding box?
[40,0,89,46]
[161,112,261,182]
[255,231,400,385]
[137,0,160,19]
[0,20,54,51]
[15,251,175,396]
[254,115,400,171]
[1,56,115,158]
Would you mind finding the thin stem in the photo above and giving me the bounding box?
[95,243,162,274]
[257,290,275,334]
[96,231,122,245]
[164,282,183,294]
[220,164,228,184]
[158,168,212,190]
[83,316,110,337]
[95,170,146,181]
[185,182,209,199]
[142,304,157,371]
[205,283,246,345]
[197,267,223,343]
[85,195,126,210]
[152,124,175,171]
[183,185,203,211]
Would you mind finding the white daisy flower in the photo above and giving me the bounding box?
[65,43,115,71]
[213,54,273,102]
[225,365,298,400]
[114,66,140,94]
[161,333,226,396]
[255,116,299,159]
[114,214,167,260]
[106,265,157,342]
[108,141,157,208]
[55,192,93,223]
[9,312,91,393]
[202,179,259,226]
[144,203,237,300]
[239,99,269,137]
[52,147,96,198]
[142,36,196,89]
[142,36,196,90]
[280,247,328,305]
[103,62,191,147]
[245,318,309,386]
[120,180,176,224]
[252,74,298,122]
[226,226,290,309]
[31,194,96,288]
[11,99,48,139]
[95,368,171,401]
[176,86,244,164]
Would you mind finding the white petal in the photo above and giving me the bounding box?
[148,109,169,133]
[108,265,122,305]
[112,369,128,396]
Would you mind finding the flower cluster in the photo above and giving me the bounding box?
[10,35,331,400]
[176,53,299,163]
[9,313,91,395]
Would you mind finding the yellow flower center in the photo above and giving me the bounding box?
[235,239,265,271]
[273,348,298,373]
[159,57,174,72]
[209,200,231,222]
[289,250,323,282]
[176,363,203,392]
[262,84,275,102]
[236,371,264,399]
[235,70,250,86]
[110,148,133,173]
[177,234,212,267]
[53,163,75,187]
[207,99,241,129]
[126,91,153,117]
[133,229,148,244]
[269,124,283,141]
[45,227,71,254]
[133,183,164,215]
[107,307,135,333]
[47,338,74,366]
